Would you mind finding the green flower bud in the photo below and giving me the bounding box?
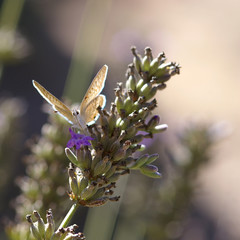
[107,173,121,182]
[154,62,172,78]
[155,75,171,84]
[83,147,92,168]
[115,96,124,113]
[147,115,160,129]
[100,134,112,150]
[141,47,152,72]
[126,74,136,91]
[81,183,98,200]
[104,165,117,178]
[142,58,150,73]
[65,148,79,167]
[31,224,42,240]
[26,215,42,240]
[68,168,79,197]
[45,210,55,240]
[118,118,130,130]
[116,117,122,127]
[146,47,153,60]
[130,154,149,169]
[45,225,54,240]
[140,82,152,97]
[87,187,105,201]
[136,78,145,94]
[144,86,157,101]
[125,125,137,139]
[140,164,162,178]
[136,107,149,120]
[124,157,134,166]
[140,169,162,178]
[91,153,102,169]
[132,101,142,112]
[109,140,121,154]
[33,211,46,239]
[150,124,168,134]
[104,161,112,174]
[112,148,126,162]
[78,176,88,194]
[145,153,159,165]
[131,134,145,144]
[99,109,109,130]
[157,83,167,91]
[93,158,109,177]
[154,61,180,83]
[76,147,91,170]
[131,46,142,73]
[108,107,117,133]
[76,147,85,168]
[123,96,133,114]
[149,52,165,76]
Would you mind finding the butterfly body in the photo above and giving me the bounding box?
[33,65,108,131]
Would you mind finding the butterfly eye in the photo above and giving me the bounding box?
[72,110,80,116]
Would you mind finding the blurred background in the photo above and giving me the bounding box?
[0,0,239,240]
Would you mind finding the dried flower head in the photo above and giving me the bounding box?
[64,47,180,207]
[26,209,85,240]
[26,46,180,240]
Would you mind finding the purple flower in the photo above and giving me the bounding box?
[67,128,93,150]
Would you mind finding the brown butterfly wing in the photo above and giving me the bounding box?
[80,65,108,113]
[32,80,74,123]
[82,94,106,124]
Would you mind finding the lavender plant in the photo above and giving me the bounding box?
[0,98,26,215]
[24,47,180,239]
[5,114,70,240]
[117,123,223,240]
[149,123,225,240]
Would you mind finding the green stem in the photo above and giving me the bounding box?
[0,0,25,30]
[63,0,112,101]
[58,203,80,229]
[0,65,3,79]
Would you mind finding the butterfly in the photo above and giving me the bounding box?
[33,65,108,132]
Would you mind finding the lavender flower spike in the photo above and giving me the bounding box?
[67,128,93,150]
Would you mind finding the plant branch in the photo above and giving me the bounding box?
[58,203,80,230]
